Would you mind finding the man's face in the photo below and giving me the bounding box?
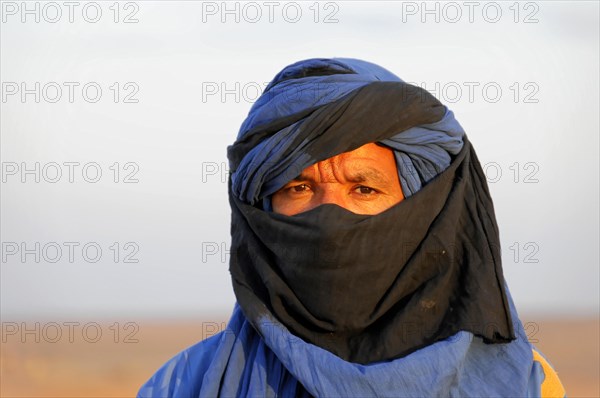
[272,143,404,216]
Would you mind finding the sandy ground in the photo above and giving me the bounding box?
[1,316,598,397]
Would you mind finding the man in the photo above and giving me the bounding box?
[139,58,565,397]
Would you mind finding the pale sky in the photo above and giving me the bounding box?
[1,1,598,321]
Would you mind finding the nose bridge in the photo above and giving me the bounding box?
[317,182,347,207]
[311,157,348,208]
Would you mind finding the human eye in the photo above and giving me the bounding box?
[292,183,310,192]
[287,183,312,194]
[352,185,378,196]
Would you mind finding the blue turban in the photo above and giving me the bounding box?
[230,58,465,210]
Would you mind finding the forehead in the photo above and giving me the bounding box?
[311,142,395,168]
[294,142,398,180]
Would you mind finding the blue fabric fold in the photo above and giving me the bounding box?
[230,57,465,208]
[237,58,404,139]
[380,107,465,197]
[138,289,545,398]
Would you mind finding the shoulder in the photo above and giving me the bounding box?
[532,349,566,398]
[137,332,225,398]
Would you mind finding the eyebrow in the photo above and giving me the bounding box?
[292,166,394,186]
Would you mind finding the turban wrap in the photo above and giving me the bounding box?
[138,58,557,398]
[230,58,465,208]
[226,58,515,364]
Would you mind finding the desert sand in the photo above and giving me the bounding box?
[1,316,598,397]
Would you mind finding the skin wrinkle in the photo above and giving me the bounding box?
[272,143,404,216]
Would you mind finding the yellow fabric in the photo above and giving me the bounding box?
[532,349,566,398]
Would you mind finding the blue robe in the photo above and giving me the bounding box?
[138,293,557,397]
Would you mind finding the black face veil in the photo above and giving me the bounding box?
[226,61,515,364]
